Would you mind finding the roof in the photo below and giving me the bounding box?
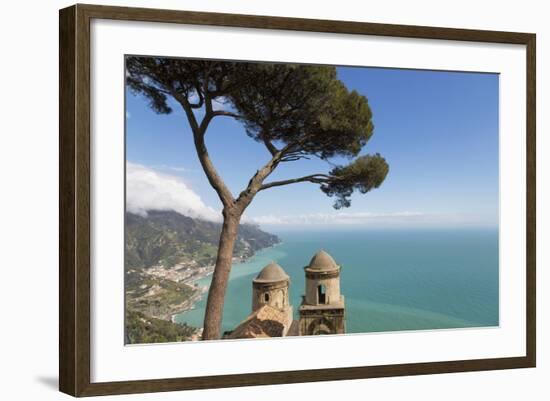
[226,305,291,339]
[307,250,339,271]
[253,262,289,283]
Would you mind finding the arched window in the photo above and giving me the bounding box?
[264,292,270,303]
[308,317,334,335]
[318,285,327,304]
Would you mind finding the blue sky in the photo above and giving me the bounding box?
[126,64,499,230]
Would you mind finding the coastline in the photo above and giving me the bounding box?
[167,241,283,326]
[172,241,286,331]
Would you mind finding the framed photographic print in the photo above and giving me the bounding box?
[59,4,536,397]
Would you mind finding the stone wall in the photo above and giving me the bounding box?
[252,280,289,311]
[304,271,341,305]
[298,307,346,335]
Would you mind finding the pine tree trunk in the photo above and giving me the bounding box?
[201,211,241,340]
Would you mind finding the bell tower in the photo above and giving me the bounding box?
[252,262,293,324]
[299,250,346,335]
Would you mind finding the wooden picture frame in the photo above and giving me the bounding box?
[59,3,536,397]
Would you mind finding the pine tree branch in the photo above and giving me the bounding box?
[262,136,278,156]
[211,110,244,119]
[175,94,235,207]
[259,174,332,191]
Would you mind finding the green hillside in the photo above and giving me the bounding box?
[125,310,198,344]
[125,210,280,270]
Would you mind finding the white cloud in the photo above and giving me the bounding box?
[149,164,192,173]
[126,162,220,221]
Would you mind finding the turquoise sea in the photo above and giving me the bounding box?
[174,229,499,334]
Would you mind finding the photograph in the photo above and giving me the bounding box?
[124,56,499,344]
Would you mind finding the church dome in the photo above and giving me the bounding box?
[253,262,289,283]
[307,250,339,271]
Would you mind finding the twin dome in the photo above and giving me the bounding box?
[254,250,338,283]
[253,261,290,283]
[307,250,338,271]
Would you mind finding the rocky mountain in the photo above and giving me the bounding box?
[125,210,280,270]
